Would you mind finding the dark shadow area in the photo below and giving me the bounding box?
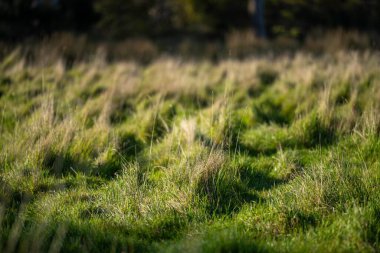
[196,175,262,216]
[164,92,211,111]
[146,105,177,142]
[79,86,106,102]
[364,206,380,247]
[253,93,296,126]
[0,178,29,209]
[206,238,270,253]
[284,209,320,232]
[236,142,279,157]
[109,100,135,125]
[237,133,336,158]
[236,113,337,157]
[40,133,145,180]
[297,114,337,148]
[0,179,34,253]
[117,133,145,160]
[42,143,142,179]
[240,169,288,191]
[0,75,12,98]
[195,157,290,216]
[18,220,154,253]
[42,151,91,177]
[257,67,278,87]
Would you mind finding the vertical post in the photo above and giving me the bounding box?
[253,0,266,38]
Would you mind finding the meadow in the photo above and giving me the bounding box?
[0,32,379,252]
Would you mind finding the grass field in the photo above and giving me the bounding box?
[0,35,380,252]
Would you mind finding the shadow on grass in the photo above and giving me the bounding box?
[364,206,380,247]
[198,181,262,216]
[238,117,337,156]
[43,151,91,177]
[196,163,288,216]
[240,169,288,191]
[43,137,144,180]
[284,209,320,232]
[237,143,279,157]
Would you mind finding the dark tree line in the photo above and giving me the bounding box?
[0,0,379,40]
[0,0,97,39]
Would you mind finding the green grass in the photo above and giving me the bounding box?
[0,43,380,253]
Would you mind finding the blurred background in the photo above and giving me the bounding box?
[0,0,379,63]
[1,0,379,40]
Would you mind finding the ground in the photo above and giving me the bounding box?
[0,39,379,252]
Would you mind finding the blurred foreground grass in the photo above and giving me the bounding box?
[0,32,380,252]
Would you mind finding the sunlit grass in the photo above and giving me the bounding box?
[0,37,379,252]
